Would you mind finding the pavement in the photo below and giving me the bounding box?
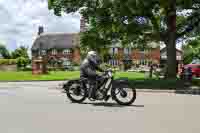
[0,81,200,133]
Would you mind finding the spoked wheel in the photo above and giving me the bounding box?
[66,82,87,103]
[111,87,136,105]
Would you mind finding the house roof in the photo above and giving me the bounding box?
[31,33,79,51]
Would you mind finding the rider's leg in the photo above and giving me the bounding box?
[88,80,96,99]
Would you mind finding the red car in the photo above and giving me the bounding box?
[183,64,200,77]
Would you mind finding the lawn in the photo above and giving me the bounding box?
[0,71,145,81]
[0,71,199,89]
[0,71,81,81]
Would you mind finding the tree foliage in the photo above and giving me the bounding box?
[11,46,29,59]
[0,44,11,59]
[48,0,200,78]
[183,37,200,64]
[11,45,30,69]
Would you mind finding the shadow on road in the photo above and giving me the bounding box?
[75,102,144,108]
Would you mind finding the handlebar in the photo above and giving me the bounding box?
[104,68,116,73]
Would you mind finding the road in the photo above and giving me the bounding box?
[0,81,200,133]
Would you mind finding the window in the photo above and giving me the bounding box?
[41,50,46,56]
[113,48,118,54]
[63,49,72,54]
[124,48,132,55]
[52,49,57,55]
[62,58,71,66]
[109,48,118,55]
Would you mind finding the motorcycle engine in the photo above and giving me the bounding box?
[95,90,104,100]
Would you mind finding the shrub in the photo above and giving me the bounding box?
[0,59,17,65]
[72,61,80,66]
[16,57,29,69]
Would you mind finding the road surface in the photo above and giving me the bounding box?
[0,81,200,133]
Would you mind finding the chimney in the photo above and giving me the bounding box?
[38,26,44,35]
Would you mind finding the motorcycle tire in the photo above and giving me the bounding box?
[65,82,87,103]
[111,87,136,106]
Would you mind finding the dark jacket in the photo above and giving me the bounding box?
[80,59,103,80]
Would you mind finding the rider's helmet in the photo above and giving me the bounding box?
[86,51,101,66]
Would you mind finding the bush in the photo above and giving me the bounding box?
[21,65,32,71]
[0,59,17,65]
[16,57,29,69]
[72,61,80,66]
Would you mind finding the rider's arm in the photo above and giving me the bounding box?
[84,66,98,78]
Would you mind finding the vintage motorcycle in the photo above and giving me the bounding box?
[62,69,136,105]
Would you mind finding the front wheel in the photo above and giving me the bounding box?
[111,87,136,105]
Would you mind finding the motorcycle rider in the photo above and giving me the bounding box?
[80,51,104,100]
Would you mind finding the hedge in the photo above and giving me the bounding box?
[0,59,17,65]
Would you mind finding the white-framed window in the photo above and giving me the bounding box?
[62,58,71,66]
[124,48,132,55]
[63,49,72,54]
[52,49,57,55]
[124,48,128,55]
[114,48,118,54]
[41,50,46,56]
[109,48,118,55]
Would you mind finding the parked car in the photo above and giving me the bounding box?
[180,64,200,78]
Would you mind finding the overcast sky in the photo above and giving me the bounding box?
[0,0,80,53]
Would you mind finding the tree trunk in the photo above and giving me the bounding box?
[165,0,177,79]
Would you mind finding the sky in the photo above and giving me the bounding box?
[0,0,80,54]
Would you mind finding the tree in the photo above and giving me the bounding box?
[0,44,11,59]
[81,31,111,61]
[48,0,200,78]
[11,45,29,59]
[12,46,30,69]
[183,37,200,64]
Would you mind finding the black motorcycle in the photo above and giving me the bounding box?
[62,69,136,105]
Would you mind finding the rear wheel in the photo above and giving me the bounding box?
[111,87,136,105]
[65,82,87,103]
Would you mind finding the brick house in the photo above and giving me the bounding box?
[31,28,81,74]
[107,46,183,68]
[107,43,160,67]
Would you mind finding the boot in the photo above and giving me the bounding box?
[88,86,96,101]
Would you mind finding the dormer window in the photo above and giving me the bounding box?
[52,49,57,55]
[63,49,71,54]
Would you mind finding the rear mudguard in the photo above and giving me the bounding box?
[63,79,80,90]
[112,78,130,88]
